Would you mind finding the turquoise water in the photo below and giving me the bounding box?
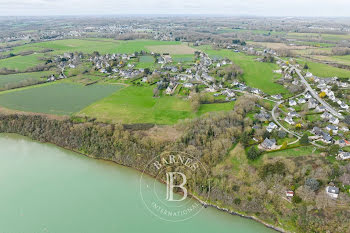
[0,134,275,233]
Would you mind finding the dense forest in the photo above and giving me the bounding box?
[1,95,350,233]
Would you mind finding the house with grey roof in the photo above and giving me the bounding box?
[260,138,277,150]
[308,98,318,109]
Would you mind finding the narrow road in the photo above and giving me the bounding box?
[274,56,343,119]
[293,68,344,119]
[271,100,301,138]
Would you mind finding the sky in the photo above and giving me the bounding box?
[0,0,350,17]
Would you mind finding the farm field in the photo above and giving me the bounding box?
[248,41,312,51]
[146,44,198,55]
[0,53,46,71]
[203,48,288,95]
[309,55,350,66]
[1,39,183,56]
[0,82,122,115]
[298,59,350,78]
[0,71,53,90]
[287,32,350,42]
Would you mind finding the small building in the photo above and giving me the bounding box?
[326,186,339,199]
[286,191,294,197]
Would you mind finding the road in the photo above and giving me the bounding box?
[274,56,343,119]
[271,100,301,138]
[293,68,344,119]
[272,101,325,148]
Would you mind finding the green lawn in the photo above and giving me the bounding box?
[0,83,122,115]
[0,71,53,89]
[0,53,45,71]
[203,48,288,95]
[266,146,317,157]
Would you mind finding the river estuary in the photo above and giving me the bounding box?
[0,134,275,233]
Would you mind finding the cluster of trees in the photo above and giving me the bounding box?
[212,64,244,81]
[0,78,45,91]
[332,47,350,56]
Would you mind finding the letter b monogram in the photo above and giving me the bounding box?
[166,172,187,201]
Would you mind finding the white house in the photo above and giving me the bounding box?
[289,99,297,106]
[329,117,339,125]
[285,116,295,125]
[266,122,278,132]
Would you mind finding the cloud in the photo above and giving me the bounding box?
[0,0,349,16]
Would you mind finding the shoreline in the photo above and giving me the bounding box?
[1,132,287,233]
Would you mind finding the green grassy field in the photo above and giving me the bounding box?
[203,48,288,95]
[299,59,350,78]
[78,85,236,124]
[0,71,53,89]
[136,55,157,69]
[0,54,46,71]
[78,85,194,124]
[0,83,122,115]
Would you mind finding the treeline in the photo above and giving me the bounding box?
[0,63,55,75]
[0,78,46,92]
